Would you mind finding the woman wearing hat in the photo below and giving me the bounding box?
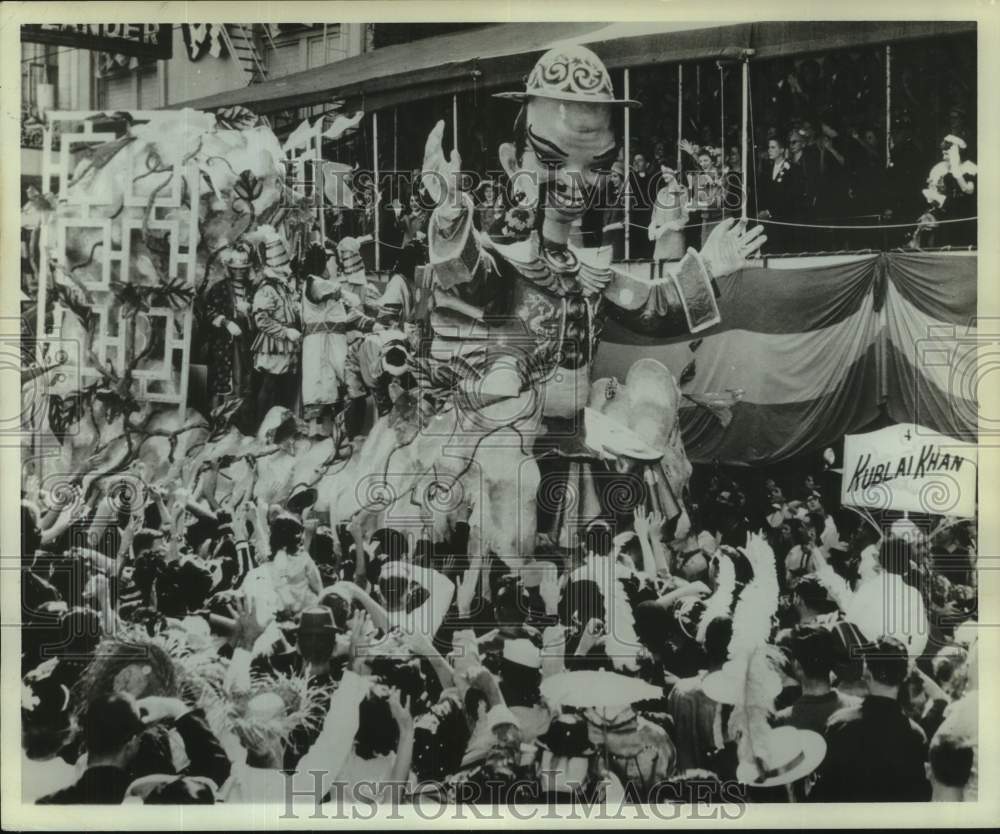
[648,165,690,262]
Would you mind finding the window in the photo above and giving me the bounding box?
[307,26,345,68]
[137,66,160,110]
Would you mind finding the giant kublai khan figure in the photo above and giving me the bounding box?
[333,46,764,563]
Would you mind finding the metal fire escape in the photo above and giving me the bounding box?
[220,24,277,85]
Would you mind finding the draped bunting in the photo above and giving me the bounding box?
[593,252,978,464]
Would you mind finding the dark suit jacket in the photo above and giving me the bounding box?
[37,708,231,803]
[811,695,931,802]
[36,765,133,804]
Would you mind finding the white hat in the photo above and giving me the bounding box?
[493,45,641,109]
[502,638,541,669]
[735,726,826,788]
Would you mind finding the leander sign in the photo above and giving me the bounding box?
[21,24,173,60]
[841,424,977,518]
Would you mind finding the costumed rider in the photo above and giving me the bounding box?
[341,238,418,441]
[299,229,357,439]
[419,44,765,539]
[204,239,256,431]
[249,225,302,426]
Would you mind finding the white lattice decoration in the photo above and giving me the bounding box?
[36,111,199,420]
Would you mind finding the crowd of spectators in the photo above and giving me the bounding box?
[21,444,978,806]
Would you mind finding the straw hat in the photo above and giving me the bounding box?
[494,45,640,108]
[502,638,542,670]
[735,726,826,788]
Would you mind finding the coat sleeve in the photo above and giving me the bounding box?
[294,670,368,797]
[205,282,231,328]
[253,285,289,338]
[174,708,232,790]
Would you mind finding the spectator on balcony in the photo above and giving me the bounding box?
[756,136,802,255]
[815,123,849,248]
[648,166,690,262]
[474,181,501,235]
[680,141,723,247]
[886,114,926,227]
[602,161,626,261]
[846,125,890,249]
[787,127,820,249]
[629,153,655,259]
[920,135,977,248]
[393,194,429,250]
[722,146,744,218]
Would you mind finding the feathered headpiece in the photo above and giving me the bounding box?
[702,535,785,775]
[703,535,827,787]
[696,550,737,643]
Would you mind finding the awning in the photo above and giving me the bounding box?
[169,20,976,115]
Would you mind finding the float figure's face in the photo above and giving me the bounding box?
[507,97,618,223]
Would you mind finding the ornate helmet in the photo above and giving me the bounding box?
[249,224,292,277]
[494,45,640,108]
[336,235,369,284]
[220,240,253,278]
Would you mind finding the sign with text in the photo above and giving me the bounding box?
[841,424,977,518]
[21,24,173,60]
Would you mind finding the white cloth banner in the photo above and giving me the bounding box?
[841,423,977,518]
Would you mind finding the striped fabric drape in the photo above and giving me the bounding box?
[593,252,977,464]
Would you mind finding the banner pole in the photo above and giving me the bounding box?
[740,57,749,223]
[373,110,380,274]
[885,45,892,168]
[624,67,631,261]
[677,64,683,172]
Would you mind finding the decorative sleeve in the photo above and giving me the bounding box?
[205,282,231,328]
[252,285,289,338]
[603,248,721,336]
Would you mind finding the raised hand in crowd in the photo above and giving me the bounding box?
[227,593,269,653]
[456,555,483,619]
[538,570,561,617]
[575,617,607,656]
